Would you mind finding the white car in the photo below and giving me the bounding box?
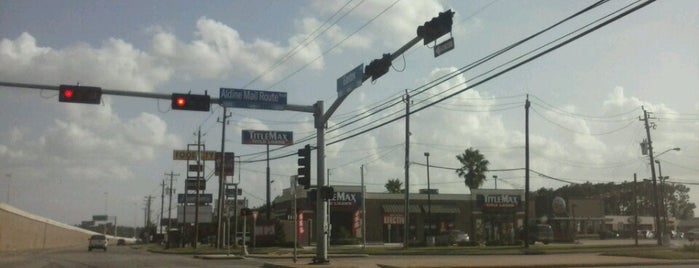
[88,235,108,251]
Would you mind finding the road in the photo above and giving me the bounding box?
[1,239,698,268]
[0,245,265,268]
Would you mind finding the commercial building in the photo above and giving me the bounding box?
[271,185,526,244]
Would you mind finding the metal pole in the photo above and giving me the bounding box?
[218,107,229,248]
[314,101,329,263]
[404,90,410,249]
[425,152,431,241]
[524,96,530,249]
[267,143,271,220]
[361,164,366,249]
[292,176,298,263]
[194,128,201,248]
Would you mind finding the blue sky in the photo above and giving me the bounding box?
[1,0,698,227]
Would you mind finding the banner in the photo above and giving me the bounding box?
[298,211,305,237]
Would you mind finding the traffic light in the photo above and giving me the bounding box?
[364,53,392,82]
[321,186,334,201]
[171,93,211,112]
[58,85,102,104]
[297,144,312,189]
[417,9,454,45]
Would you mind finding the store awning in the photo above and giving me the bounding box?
[424,204,460,214]
[382,204,421,214]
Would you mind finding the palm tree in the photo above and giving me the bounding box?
[455,147,490,190]
[385,178,403,193]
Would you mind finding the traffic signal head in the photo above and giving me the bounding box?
[417,9,454,45]
[297,144,312,189]
[171,93,211,111]
[364,53,392,82]
[321,186,335,201]
[58,85,102,104]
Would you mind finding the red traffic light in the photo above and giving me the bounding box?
[175,97,186,107]
[171,93,210,111]
[63,89,74,99]
[58,85,102,104]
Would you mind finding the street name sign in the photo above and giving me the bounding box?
[336,64,364,97]
[242,130,293,145]
[434,37,455,58]
[220,88,287,110]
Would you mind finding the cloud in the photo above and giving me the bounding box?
[0,101,180,182]
[0,32,172,92]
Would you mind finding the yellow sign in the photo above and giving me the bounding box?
[173,150,217,160]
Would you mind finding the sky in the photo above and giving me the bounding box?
[1,0,697,228]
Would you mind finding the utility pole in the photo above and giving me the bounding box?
[145,195,153,242]
[217,107,232,248]
[403,89,411,249]
[524,95,531,249]
[634,173,638,246]
[165,171,179,246]
[361,164,366,249]
[640,106,661,246]
[193,128,203,248]
[160,180,166,234]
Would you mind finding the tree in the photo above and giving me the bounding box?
[385,178,403,193]
[455,147,490,190]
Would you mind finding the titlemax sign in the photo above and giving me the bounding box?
[476,194,521,209]
[242,130,293,145]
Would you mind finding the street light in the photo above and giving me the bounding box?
[424,152,432,239]
[655,147,679,237]
[651,147,680,244]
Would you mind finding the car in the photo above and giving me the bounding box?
[686,229,699,241]
[435,230,470,246]
[519,224,554,244]
[88,235,107,251]
[117,238,126,246]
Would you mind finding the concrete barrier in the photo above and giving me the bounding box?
[0,203,98,252]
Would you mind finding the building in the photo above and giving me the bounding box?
[271,185,526,245]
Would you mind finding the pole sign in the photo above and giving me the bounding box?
[214,152,235,176]
[336,64,364,97]
[219,88,287,110]
[173,150,217,161]
[434,37,455,58]
[178,193,213,204]
[242,130,293,145]
[92,215,108,221]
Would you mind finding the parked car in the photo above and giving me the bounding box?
[638,230,654,239]
[435,230,470,246]
[686,229,699,241]
[117,238,126,246]
[88,235,107,251]
[519,224,553,244]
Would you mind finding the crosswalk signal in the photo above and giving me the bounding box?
[58,85,102,104]
[171,93,211,112]
[297,144,312,189]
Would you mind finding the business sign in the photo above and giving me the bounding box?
[219,88,287,110]
[383,213,404,225]
[329,192,361,208]
[214,152,235,176]
[434,37,455,57]
[177,205,213,223]
[226,188,243,197]
[178,193,213,204]
[242,130,293,145]
[476,194,522,210]
[92,215,108,221]
[185,179,206,191]
[337,64,364,97]
[173,150,217,161]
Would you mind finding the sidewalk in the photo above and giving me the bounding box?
[257,253,699,268]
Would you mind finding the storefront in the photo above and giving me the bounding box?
[472,189,525,244]
[272,185,526,244]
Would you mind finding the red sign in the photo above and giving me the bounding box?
[352,210,361,231]
[383,213,404,225]
[298,211,305,237]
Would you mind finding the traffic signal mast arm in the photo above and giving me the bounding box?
[324,9,454,123]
